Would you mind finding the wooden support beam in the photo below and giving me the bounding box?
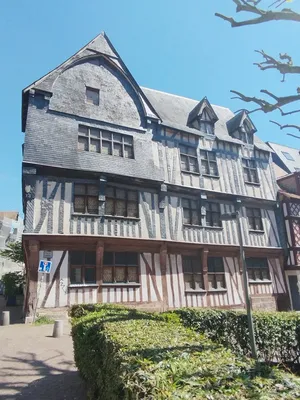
[25,240,40,317]
[202,248,210,307]
[160,244,168,310]
[96,241,104,303]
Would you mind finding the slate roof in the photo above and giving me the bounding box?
[267,142,300,174]
[142,87,270,151]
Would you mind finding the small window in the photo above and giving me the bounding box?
[182,198,201,226]
[70,251,96,284]
[246,258,270,281]
[105,186,138,218]
[238,121,253,144]
[242,159,259,184]
[180,145,199,173]
[282,151,295,161]
[247,208,263,231]
[86,87,99,106]
[103,252,139,283]
[206,202,221,227]
[208,257,226,290]
[182,255,204,291]
[74,184,99,215]
[200,150,219,177]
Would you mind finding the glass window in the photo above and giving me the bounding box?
[208,257,226,290]
[103,252,139,283]
[246,258,270,281]
[105,186,138,218]
[282,151,295,161]
[74,184,99,215]
[206,202,221,227]
[182,255,204,291]
[70,251,96,285]
[247,208,263,231]
[179,145,199,173]
[86,87,99,106]
[242,158,259,184]
[200,150,219,177]
[182,198,201,226]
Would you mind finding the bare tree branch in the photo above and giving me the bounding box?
[254,50,300,81]
[270,120,300,131]
[230,89,300,114]
[215,0,300,28]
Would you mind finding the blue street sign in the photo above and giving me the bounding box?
[38,260,52,273]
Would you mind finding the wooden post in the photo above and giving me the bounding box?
[202,248,210,307]
[25,240,40,317]
[96,241,104,303]
[160,244,168,311]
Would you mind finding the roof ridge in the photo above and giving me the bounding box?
[267,141,299,151]
[141,86,231,111]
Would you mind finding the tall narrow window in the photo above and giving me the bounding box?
[70,251,96,284]
[247,208,263,231]
[86,87,99,105]
[180,145,199,173]
[239,121,253,144]
[103,252,139,283]
[105,186,138,218]
[74,184,99,214]
[208,257,226,290]
[182,198,201,226]
[206,202,221,227]
[200,150,219,176]
[242,159,259,184]
[182,255,204,291]
[246,258,270,281]
[199,109,214,134]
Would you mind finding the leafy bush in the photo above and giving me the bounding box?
[176,308,300,363]
[33,315,55,325]
[72,305,300,399]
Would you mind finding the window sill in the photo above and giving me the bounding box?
[249,230,265,234]
[181,170,200,176]
[183,224,223,231]
[208,288,227,293]
[101,283,141,288]
[72,212,100,218]
[69,284,98,288]
[205,226,223,230]
[185,290,206,294]
[202,174,220,179]
[249,280,272,284]
[244,181,261,187]
[104,215,140,221]
[183,223,202,228]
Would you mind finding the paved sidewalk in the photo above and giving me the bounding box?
[0,322,86,399]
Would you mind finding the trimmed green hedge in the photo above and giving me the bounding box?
[71,305,300,399]
[176,308,300,363]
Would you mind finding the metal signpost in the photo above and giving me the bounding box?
[32,260,53,323]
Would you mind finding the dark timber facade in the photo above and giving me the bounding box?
[22,33,288,317]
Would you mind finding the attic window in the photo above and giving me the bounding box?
[86,87,99,106]
[282,151,295,161]
[238,121,253,145]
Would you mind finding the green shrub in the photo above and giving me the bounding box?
[176,308,300,363]
[33,315,55,325]
[71,305,300,399]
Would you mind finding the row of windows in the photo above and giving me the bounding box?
[69,251,270,287]
[74,183,264,231]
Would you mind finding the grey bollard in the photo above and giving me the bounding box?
[2,311,10,326]
[52,320,63,338]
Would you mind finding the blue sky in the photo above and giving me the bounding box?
[1,0,299,214]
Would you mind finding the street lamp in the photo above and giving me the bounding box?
[220,207,258,360]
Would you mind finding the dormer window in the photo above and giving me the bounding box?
[227,111,256,145]
[187,97,218,134]
[238,120,253,145]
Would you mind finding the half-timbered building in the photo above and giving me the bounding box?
[22,33,288,317]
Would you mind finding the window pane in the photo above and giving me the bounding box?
[250,169,258,183]
[85,252,96,265]
[128,266,138,282]
[115,267,126,283]
[70,251,84,265]
[183,208,190,224]
[128,191,137,201]
[211,213,220,227]
[188,147,197,156]
[90,128,100,138]
[78,137,88,151]
[102,131,112,140]
[106,186,115,198]
[254,218,262,230]
[210,162,218,176]
[102,141,112,155]
[113,143,122,157]
[179,145,188,154]
[189,157,199,173]
[208,274,215,290]
[103,252,114,265]
[181,155,189,171]
[90,139,100,153]
[182,199,190,209]
[127,202,138,218]
[201,160,209,174]
[192,211,200,225]
[127,253,139,265]
[74,196,85,213]
[210,203,219,212]
[85,267,96,284]
[200,150,208,160]
[105,198,114,215]
[86,87,99,106]
[248,269,255,280]
[115,200,126,216]
[103,266,113,283]
[194,274,204,290]
[79,125,89,136]
[74,184,86,195]
[115,252,127,265]
[116,189,126,199]
[243,168,250,182]
[124,136,133,145]
[216,274,226,289]
[87,197,98,214]
[182,256,192,273]
[71,267,82,284]
[262,269,270,280]
[87,185,98,196]
[124,145,133,159]
[184,274,194,290]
